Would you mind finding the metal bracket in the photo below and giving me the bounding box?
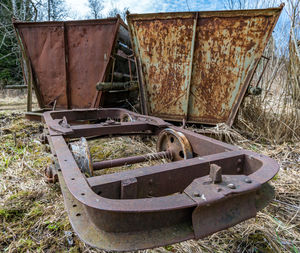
[184,174,260,239]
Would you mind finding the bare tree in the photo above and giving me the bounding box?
[87,0,103,19]
[107,7,129,21]
[286,0,300,102]
[223,0,278,9]
[46,0,68,21]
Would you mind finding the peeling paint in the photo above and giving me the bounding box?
[128,7,283,125]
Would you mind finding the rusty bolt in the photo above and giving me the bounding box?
[44,165,58,184]
[245,178,252,183]
[40,133,47,144]
[209,164,222,183]
[227,183,236,189]
[193,192,200,197]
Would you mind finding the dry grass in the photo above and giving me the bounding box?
[236,94,300,145]
[0,100,299,252]
[234,35,300,145]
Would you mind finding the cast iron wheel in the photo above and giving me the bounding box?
[156,128,193,161]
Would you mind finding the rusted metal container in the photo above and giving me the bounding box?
[127,5,283,126]
[13,17,136,111]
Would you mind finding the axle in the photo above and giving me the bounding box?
[93,150,171,170]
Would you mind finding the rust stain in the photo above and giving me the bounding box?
[128,7,283,125]
[133,18,194,118]
[13,19,126,109]
[189,15,276,123]
[16,24,67,108]
[66,23,116,108]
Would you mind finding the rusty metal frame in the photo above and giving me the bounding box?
[43,108,279,251]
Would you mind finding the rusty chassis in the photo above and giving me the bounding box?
[43,108,279,251]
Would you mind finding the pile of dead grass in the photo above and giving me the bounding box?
[0,108,299,252]
[236,95,300,145]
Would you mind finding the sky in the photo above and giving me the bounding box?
[64,0,289,18]
[64,0,224,18]
[63,0,293,53]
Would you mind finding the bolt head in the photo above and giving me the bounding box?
[245,178,252,183]
[193,192,200,197]
[227,183,236,189]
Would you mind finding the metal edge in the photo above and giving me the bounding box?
[12,17,120,26]
[91,18,122,107]
[58,171,194,251]
[126,15,149,115]
[13,27,45,109]
[226,5,283,126]
[126,5,284,21]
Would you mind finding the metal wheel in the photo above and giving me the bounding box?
[156,128,193,161]
[69,137,93,177]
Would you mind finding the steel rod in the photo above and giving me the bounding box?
[93,150,171,170]
[4,85,28,89]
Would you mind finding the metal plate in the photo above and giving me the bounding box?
[13,18,125,109]
[127,6,283,125]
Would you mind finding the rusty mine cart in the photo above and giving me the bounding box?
[14,5,283,251]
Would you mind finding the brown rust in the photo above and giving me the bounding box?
[13,18,136,110]
[43,108,279,251]
[127,6,283,125]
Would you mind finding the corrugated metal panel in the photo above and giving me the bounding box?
[127,6,283,125]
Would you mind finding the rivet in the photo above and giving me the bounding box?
[237,167,242,173]
[245,178,252,183]
[193,192,200,197]
[217,188,222,192]
[227,183,236,189]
